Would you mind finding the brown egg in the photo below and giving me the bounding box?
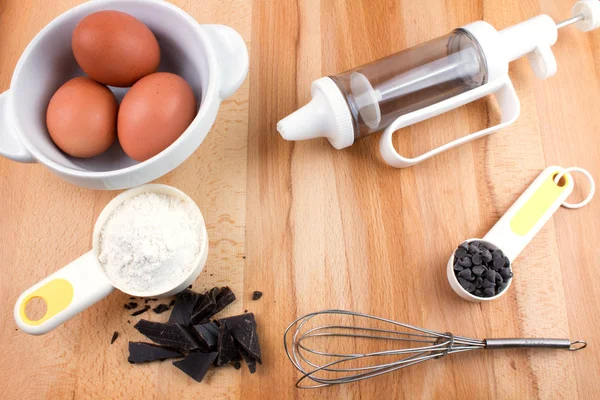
[46,77,118,158]
[72,10,160,87]
[118,72,196,162]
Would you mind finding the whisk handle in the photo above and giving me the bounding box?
[485,338,586,351]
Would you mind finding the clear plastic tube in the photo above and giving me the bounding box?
[330,30,488,140]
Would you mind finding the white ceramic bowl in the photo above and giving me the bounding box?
[0,0,248,189]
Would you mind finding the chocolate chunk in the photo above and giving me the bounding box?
[169,289,200,325]
[128,342,183,364]
[110,331,119,344]
[455,247,468,259]
[472,265,486,277]
[218,313,262,364]
[131,305,150,316]
[129,302,138,308]
[134,320,200,351]
[214,287,236,314]
[190,322,219,351]
[252,291,263,301]
[216,322,241,367]
[190,294,217,325]
[233,362,241,370]
[153,304,171,314]
[124,304,132,310]
[457,269,472,280]
[481,279,495,289]
[169,300,176,307]
[174,352,218,382]
[188,285,193,289]
[235,344,257,373]
[483,288,496,297]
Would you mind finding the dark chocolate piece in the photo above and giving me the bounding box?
[235,343,257,373]
[472,265,486,277]
[124,304,132,310]
[216,322,241,367]
[129,302,138,309]
[457,269,472,280]
[190,322,219,350]
[153,304,171,314]
[173,352,218,383]
[218,313,262,363]
[251,291,263,301]
[214,287,236,314]
[110,331,119,344]
[130,297,136,300]
[128,342,183,364]
[455,247,468,259]
[169,299,176,307]
[233,362,241,370]
[131,305,150,316]
[134,320,200,351]
[168,289,200,325]
[190,294,217,325]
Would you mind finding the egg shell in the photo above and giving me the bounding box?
[72,10,160,87]
[118,72,197,162]
[46,77,118,158]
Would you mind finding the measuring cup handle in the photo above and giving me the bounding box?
[14,251,114,335]
[379,78,520,168]
[483,166,574,262]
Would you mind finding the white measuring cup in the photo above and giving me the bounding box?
[14,184,209,335]
[447,166,594,302]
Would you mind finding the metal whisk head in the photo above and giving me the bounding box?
[283,310,486,388]
[284,310,586,389]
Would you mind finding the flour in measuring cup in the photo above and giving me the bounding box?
[98,193,203,294]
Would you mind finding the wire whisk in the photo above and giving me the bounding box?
[284,310,587,389]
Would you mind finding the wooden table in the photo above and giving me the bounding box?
[1,0,599,398]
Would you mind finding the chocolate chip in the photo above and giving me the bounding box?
[474,277,483,288]
[472,253,483,265]
[453,263,464,272]
[499,268,510,279]
[110,331,119,344]
[458,269,472,280]
[455,247,468,259]
[493,257,505,269]
[153,304,171,314]
[482,279,495,289]
[458,277,471,291]
[131,305,150,316]
[251,291,263,301]
[472,265,486,277]
[468,244,480,254]
[458,257,472,268]
[497,282,509,293]
[494,271,503,283]
[481,250,492,263]
[484,269,496,282]
[483,288,496,297]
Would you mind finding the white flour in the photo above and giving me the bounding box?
[98,193,203,294]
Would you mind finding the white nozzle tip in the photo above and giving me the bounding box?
[573,0,600,32]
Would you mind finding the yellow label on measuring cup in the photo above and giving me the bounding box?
[510,174,569,236]
[19,279,74,326]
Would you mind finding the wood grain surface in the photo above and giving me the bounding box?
[1,0,599,399]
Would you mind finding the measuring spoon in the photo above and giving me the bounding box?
[447,166,576,302]
[14,184,209,335]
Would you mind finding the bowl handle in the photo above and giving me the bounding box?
[201,25,249,99]
[0,91,35,163]
[14,251,114,335]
